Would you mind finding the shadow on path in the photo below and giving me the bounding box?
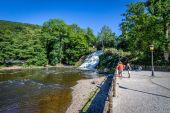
[80,75,113,113]
[119,85,170,99]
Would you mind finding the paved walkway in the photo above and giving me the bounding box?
[112,71,170,113]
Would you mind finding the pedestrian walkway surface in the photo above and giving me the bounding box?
[112,71,170,113]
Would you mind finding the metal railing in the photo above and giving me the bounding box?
[131,65,170,72]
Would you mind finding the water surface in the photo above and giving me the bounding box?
[0,67,99,113]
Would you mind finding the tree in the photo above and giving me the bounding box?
[42,19,67,65]
[147,0,170,62]
[0,20,47,66]
[0,19,91,66]
[63,24,88,65]
[97,25,116,50]
[42,21,89,65]
[120,1,167,65]
[84,27,97,47]
[0,29,14,62]
[116,35,129,51]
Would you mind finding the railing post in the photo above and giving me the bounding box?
[107,73,117,113]
[112,76,117,97]
[108,89,113,113]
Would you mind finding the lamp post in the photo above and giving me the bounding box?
[149,45,154,76]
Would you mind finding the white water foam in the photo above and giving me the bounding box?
[79,50,103,71]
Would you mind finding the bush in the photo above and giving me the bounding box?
[97,48,130,73]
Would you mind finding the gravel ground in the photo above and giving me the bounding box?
[66,76,105,113]
[112,71,170,113]
[0,66,22,70]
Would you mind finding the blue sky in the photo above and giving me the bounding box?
[0,0,144,35]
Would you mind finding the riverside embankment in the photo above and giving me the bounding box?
[113,71,170,113]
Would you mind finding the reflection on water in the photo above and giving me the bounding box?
[0,67,100,113]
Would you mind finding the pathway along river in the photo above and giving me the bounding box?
[0,67,101,113]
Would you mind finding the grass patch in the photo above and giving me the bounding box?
[81,88,100,112]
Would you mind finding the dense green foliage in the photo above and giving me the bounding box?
[1,0,169,67]
[0,20,47,66]
[97,48,130,73]
[42,19,68,65]
[118,0,170,65]
[0,19,96,66]
[42,20,90,65]
[63,24,89,65]
[97,25,117,50]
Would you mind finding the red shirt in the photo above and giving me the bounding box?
[116,64,125,71]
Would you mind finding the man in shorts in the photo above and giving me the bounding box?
[126,63,132,78]
[116,61,125,77]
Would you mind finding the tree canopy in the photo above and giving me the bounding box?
[0,19,96,66]
[1,0,169,66]
[118,0,170,65]
[97,25,117,50]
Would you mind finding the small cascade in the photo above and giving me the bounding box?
[79,50,103,71]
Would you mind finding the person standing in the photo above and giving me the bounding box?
[127,63,132,78]
[116,61,125,77]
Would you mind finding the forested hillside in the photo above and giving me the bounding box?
[0,20,97,66]
[1,0,170,67]
[0,20,47,66]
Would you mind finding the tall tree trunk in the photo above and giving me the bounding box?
[59,37,62,64]
[46,40,50,65]
[102,39,104,50]
[163,20,169,62]
[59,45,62,64]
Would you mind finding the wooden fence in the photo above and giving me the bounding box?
[104,74,117,113]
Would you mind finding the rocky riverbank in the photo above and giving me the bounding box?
[0,66,25,70]
[66,76,105,113]
[0,65,75,71]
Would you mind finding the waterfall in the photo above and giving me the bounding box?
[79,50,103,71]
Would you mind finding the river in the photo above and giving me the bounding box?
[0,67,99,113]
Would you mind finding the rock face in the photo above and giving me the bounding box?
[79,51,103,70]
